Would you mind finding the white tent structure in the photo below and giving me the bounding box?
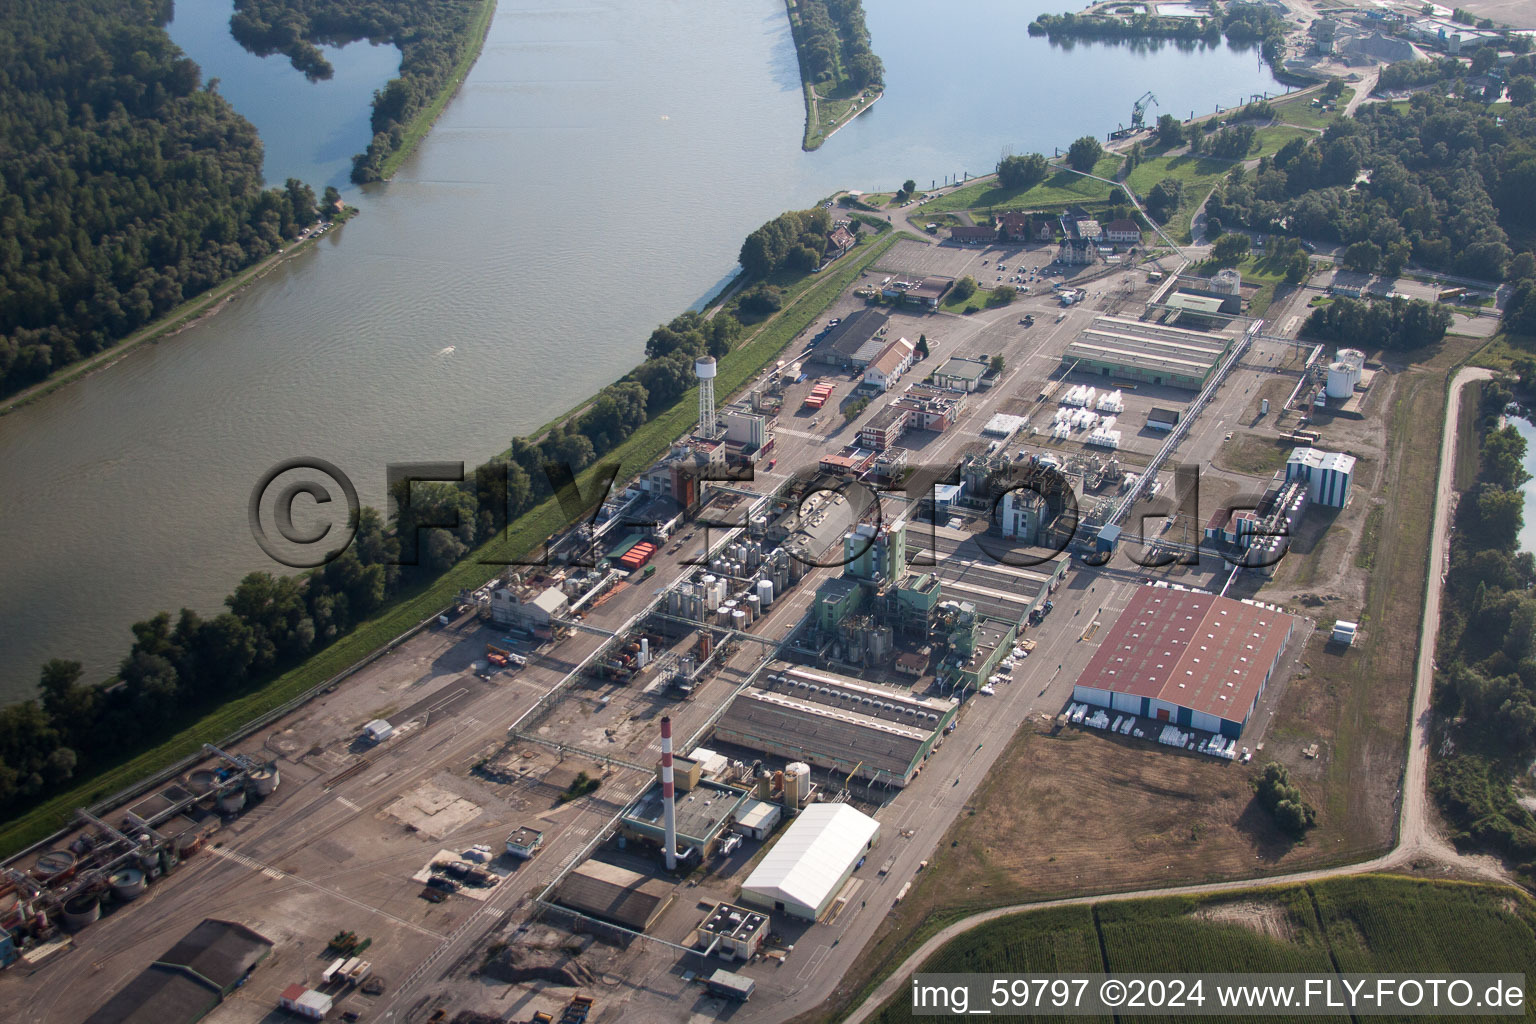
[739,803,880,921]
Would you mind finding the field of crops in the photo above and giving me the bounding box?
[1314,875,1536,975]
[1096,891,1333,974]
[868,876,1536,1024]
[873,906,1110,1024]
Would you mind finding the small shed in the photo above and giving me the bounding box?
[362,719,394,743]
[707,969,756,1001]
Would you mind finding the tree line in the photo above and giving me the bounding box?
[738,207,835,279]
[1302,295,1452,351]
[0,0,335,396]
[1203,91,1536,283]
[228,0,490,182]
[789,0,883,92]
[1028,2,1288,70]
[1432,374,1536,881]
[0,206,861,821]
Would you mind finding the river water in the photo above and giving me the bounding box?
[0,0,1281,700]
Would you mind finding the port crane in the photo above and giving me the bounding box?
[1130,90,1158,131]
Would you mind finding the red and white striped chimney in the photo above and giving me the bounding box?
[660,716,677,870]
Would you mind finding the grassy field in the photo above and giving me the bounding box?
[378,0,497,181]
[925,156,1123,214]
[0,231,903,859]
[1127,125,1310,243]
[1272,89,1354,130]
[1215,432,1290,476]
[865,876,1536,1023]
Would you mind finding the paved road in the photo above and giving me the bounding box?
[841,366,1499,1024]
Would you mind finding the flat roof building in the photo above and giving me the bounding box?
[555,860,676,931]
[933,356,989,392]
[714,667,956,789]
[697,902,770,961]
[1064,315,1231,390]
[1072,587,1297,738]
[84,920,273,1024]
[740,803,880,921]
[811,308,890,367]
[619,778,748,859]
[1285,447,1356,508]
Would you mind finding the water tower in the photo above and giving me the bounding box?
[695,356,718,438]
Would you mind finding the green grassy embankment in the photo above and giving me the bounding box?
[0,232,903,858]
[925,156,1123,214]
[376,0,498,181]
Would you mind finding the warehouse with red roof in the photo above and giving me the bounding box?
[1072,587,1297,738]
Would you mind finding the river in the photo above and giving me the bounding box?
[1505,415,1536,554]
[0,0,1282,700]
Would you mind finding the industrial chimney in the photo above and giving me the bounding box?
[660,716,678,870]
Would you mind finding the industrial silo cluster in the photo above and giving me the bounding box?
[0,747,279,957]
[665,542,796,628]
[1325,348,1365,399]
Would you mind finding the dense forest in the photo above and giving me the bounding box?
[789,0,883,92]
[1028,2,1288,70]
[1204,90,1536,282]
[1432,373,1536,880]
[229,0,489,182]
[0,0,329,396]
[0,209,858,822]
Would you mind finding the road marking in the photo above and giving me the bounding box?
[207,845,287,880]
[335,796,360,812]
[797,943,832,980]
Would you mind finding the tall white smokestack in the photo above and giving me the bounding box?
[661,716,677,870]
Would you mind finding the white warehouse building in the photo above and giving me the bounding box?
[739,803,880,921]
[1284,447,1355,508]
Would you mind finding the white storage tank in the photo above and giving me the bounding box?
[1325,361,1358,398]
[783,762,811,809]
[732,610,747,630]
[757,578,774,607]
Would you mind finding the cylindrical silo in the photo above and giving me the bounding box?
[110,867,147,902]
[746,594,761,621]
[756,578,774,607]
[249,766,279,797]
[217,785,246,814]
[61,892,100,932]
[1325,362,1355,398]
[732,610,747,631]
[784,762,811,809]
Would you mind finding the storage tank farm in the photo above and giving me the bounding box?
[0,748,279,949]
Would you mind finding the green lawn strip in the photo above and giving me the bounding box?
[0,233,899,859]
[925,156,1122,214]
[377,0,498,181]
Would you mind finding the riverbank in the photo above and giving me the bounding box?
[0,207,358,419]
[784,0,885,151]
[376,0,498,181]
[0,229,902,857]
